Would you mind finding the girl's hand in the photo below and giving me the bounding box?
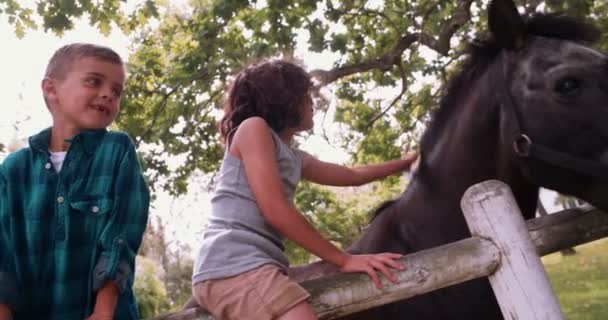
[339,253,404,289]
[402,151,419,171]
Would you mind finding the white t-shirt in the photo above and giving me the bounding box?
[49,150,67,173]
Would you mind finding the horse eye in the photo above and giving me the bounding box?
[555,78,582,96]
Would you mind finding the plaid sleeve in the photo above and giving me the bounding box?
[0,167,22,310]
[92,140,150,293]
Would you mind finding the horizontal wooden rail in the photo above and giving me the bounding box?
[151,204,607,320]
[305,237,499,319]
[527,206,608,256]
[152,237,500,320]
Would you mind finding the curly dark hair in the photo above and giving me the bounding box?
[219,59,313,142]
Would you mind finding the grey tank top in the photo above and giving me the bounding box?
[192,128,303,284]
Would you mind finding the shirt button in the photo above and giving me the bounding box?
[45,163,52,170]
[57,196,64,204]
[91,206,99,213]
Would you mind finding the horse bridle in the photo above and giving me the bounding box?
[498,52,608,180]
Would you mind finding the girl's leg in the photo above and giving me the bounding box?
[276,301,318,320]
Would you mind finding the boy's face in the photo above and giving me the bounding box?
[43,57,126,132]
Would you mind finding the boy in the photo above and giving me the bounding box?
[0,43,150,320]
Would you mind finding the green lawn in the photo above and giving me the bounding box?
[543,238,608,320]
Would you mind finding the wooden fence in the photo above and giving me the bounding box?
[152,180,608,320]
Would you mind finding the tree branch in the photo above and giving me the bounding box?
[419,0,475,55]
[135,87,179,148]
[309,0,475,87]
[524,0,544,15]
[367,62,409,127]
[310,33,418,86]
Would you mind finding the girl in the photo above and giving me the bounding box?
[192,59,418,320]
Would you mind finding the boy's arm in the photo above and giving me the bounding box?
[90,137,150,317]
[301,151,419,186]
[0,169,21,318]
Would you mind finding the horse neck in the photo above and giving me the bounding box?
[412,64,539,218]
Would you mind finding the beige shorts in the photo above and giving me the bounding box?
[193,264,311,320]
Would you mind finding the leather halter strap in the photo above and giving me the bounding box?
[498,52,608,180]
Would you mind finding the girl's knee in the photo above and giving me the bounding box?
[276,301,317,320]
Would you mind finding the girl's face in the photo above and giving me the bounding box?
[297,94,314,131]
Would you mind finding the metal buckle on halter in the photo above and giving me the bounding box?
[513,134,532,157]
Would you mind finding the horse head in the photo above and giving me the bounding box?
[490,0,608,210]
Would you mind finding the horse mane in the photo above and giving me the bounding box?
[419,13,599,157]
[370,14,599,222]
[369,199,398,222]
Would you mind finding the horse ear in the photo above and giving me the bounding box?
[489,0,525,50]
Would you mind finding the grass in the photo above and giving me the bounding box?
[543,238,608,320]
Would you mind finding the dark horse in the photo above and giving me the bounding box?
[289,0,608,319]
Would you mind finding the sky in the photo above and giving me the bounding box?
[0,7,563,255]
[0,16,203,253]
[0,11,351,254]
[0,18,134,147]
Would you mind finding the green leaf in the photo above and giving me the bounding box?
[2,0,157,35]
[307,18,328,51]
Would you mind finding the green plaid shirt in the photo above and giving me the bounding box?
[0,128,150,320]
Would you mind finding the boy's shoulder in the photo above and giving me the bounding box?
[93,130,138,159]
[80,129,134,149]
[1,145,34,173]
[101,130,135,146]
[1,131,135,173]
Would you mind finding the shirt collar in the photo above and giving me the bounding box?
[29,127,108,155]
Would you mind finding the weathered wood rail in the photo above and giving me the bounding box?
[151,180,608,320]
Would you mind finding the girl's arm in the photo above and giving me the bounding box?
[301,151,418,186]
[232,117,403,288]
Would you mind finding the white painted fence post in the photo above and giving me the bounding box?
[461,180,564,320]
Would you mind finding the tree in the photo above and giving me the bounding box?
[134,256,171,319]
[0,143,5,163]
[0,0,158,37]
[288,176,407,264]
[7,1,604,314]
[117,1,606,272]
[552,193,590,256]
[2,0,603,198]
[555,193,587,209]
[138,216,194,312]
[115,0,608,195]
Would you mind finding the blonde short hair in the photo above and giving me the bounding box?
[45,43,124,79]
